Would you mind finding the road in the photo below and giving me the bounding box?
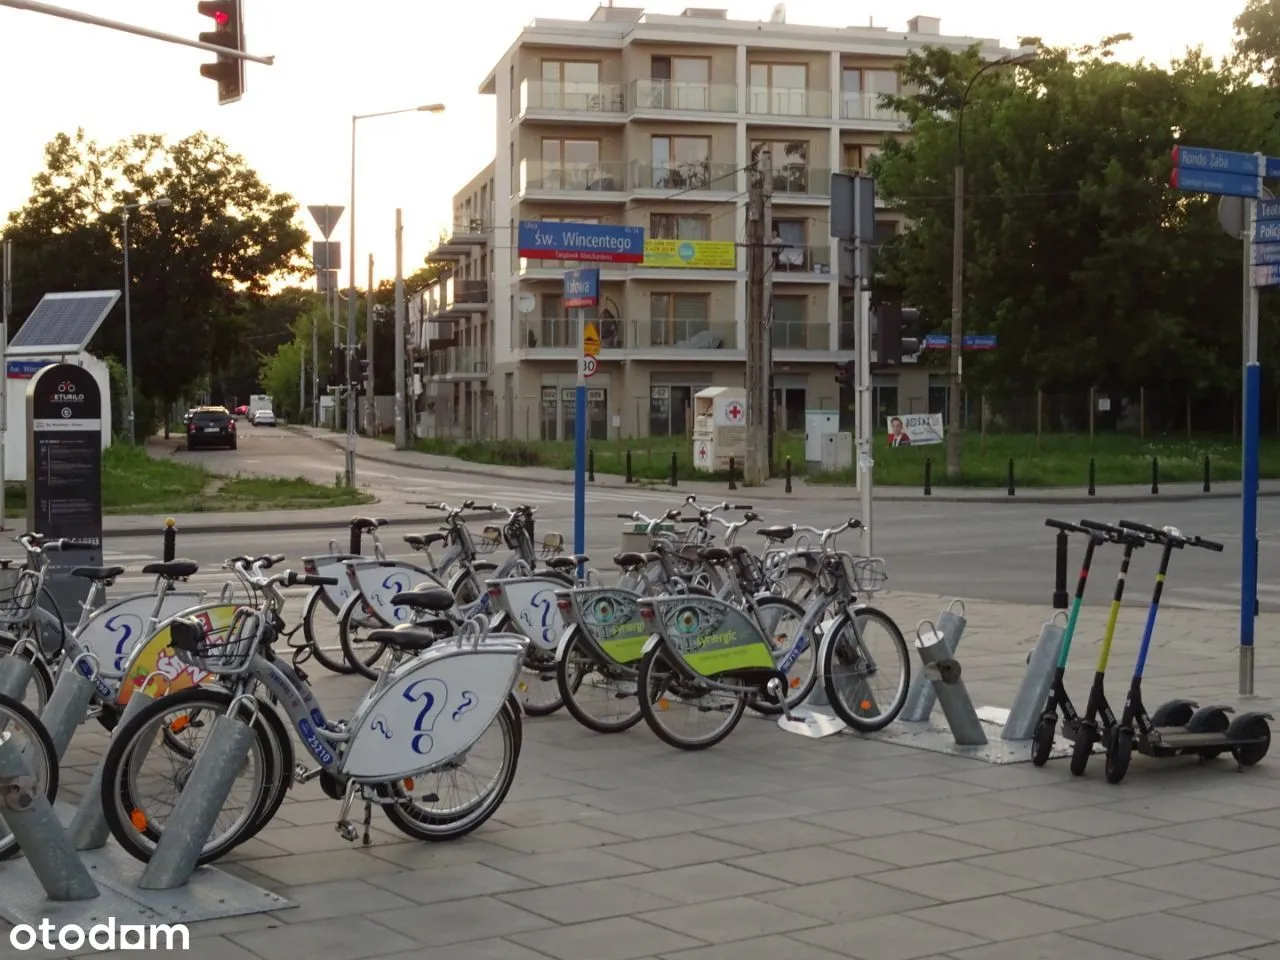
[128,425,1277,614]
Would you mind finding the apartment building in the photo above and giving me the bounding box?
[421,5,1014,442]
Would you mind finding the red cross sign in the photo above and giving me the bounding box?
[725,402,744,423]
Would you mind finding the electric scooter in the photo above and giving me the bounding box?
[1032,519,1106,767]
[1068,518,1145,776]
[1104,519,1272,784]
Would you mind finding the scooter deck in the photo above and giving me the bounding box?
[1140,726,1265,755]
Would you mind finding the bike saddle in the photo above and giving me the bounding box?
[613,551,648,569]
[697,547,732,564]
[545,556,578,572]
[70,565,125,582]
[403,533,447,550]
[756,525,796,541]
[142,560,200,579]
[352,517,389,531]
[366,624,444,653]
[390,588,456,613]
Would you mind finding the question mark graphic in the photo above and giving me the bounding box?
[452,691,477,721]
[370,716,393,739]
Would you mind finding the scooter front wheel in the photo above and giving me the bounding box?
[1070,721,1095,776]
[1031,714,1056,767]
[1105,728,1133,784]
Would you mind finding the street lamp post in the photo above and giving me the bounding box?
[947,48,1036,479]
[121,196,172,443]
[345,102,443,486]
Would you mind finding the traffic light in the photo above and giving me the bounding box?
[196,1,244,105]
[873,305,924,367]
[834,360,855,387]
[900,308,923,362]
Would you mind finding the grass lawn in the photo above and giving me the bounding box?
[416,432,1280,489]
[4,444,373,515]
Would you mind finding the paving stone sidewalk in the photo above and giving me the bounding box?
[10,591,1280,960]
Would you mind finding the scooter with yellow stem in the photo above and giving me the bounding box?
[1068,518,1146,776]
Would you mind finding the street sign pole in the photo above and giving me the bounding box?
[1242,192,1261,696]
[564,266,602,573]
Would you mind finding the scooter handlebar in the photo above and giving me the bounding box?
[1045,518,1089,535]
[1189,535,1225,552]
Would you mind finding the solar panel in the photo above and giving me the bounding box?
[7,291,121,356]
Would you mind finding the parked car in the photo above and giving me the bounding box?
[186,407,237,450]
[234,405,249,417]
[251,409,277,427]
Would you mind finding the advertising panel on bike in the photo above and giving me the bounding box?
[116,604,240,704]
[344,559,438,627]
[81,591,206,678]
[647,595,776,677]
[490,577,567,652]
[886,412,944,447]
[343,644,525,780]
[303,554,359,611]
[569,587,649,665]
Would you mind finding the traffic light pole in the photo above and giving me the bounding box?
[0,0,274,62]
[365,256,376,437]
[854,178,874,557]
[344,115,358,487]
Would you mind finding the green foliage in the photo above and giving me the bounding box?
[1234,0,1280,84]
[871,33,1280,431]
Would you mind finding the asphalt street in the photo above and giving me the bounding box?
[125,425,1277,614]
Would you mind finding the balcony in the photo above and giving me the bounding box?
[772,243,833,276]
[632,160,739,193]
[768,166,831,198]
[442,278,490,315]
[771,321,829,351]
[426,212,492,261]
[520,79,626,117]
[518,318,627,352]
[519,159,628,198]
[447,346,490,377]
[840,92,906,124]
[423,284,442,318]
[635,319,737,351]
[746,86,832,119]
[630,79,737,114]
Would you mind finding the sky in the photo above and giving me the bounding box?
[0,0,1242,287]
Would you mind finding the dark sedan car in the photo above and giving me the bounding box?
[185,408,237,451]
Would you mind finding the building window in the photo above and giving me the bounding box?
[649,384,699,436]
[540,138,602,190]
[650,213,711,240]
[509,64,516,119]
[771,218,808,270]
[842,67,898,118]
[650,292,713,347]
[649,55,712,109]
[772,294,811,349]
[539,60,601,110]
[751,140,809,193]
[748,62,808,114]
[649,135,711,189]
[508,143,515,196]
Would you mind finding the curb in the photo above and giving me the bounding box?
[305,433,1274,506]
[101,510,507,540]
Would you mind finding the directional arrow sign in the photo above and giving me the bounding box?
[308,205,345,240]
[1253,243,1280,266]
[1172,145,1263,177]
[1253,264,1280,287]
[1255,219,1280,243]
[1170,168,1266,199]
[1260,199,1280,221]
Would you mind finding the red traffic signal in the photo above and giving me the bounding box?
[196,1,244,106]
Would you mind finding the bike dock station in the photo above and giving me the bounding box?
[0,650,293,928]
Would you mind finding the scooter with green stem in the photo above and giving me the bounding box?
[1068,518,1146,776]
[1032,518,1106,767]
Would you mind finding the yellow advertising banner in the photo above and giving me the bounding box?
[642,239,737,270]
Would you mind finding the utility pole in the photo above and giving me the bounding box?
[744,149,772,486]
[394,208,407,450]
[298,339,306,424]
[762,151,774,474]
[311,295,320,426]
[365,254,375,436]
[947,161,963,478]
[1,238,10,531]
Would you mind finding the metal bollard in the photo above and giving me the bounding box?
[914,620,987,745]
[1203,456,1211,493]
[924,457,932,496]
[0,733,99,900]
[0,644,38,702]
[163,516,177,563]
[1151,457,1159,495]
[900,601,966,722]
[1052,530,1070,610]
[1007,459,1015,496]
[1088,458,1096,497]
[69,674,168,851]
[728,456,737,491]
[40,654,100,760]
[1000,618,1066,740]
[625,449,633,484]
[784,456,792,493]
[669,451,678,487]
[349,518,363,556]
[588,449,595,483]
[138,698,259,890]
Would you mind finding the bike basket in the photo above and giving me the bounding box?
[566,587,649,665]
[171,607,264,675]
[538,531,565,559]
[0,570,40,624]
[641,594,775,680]
[844,554,888,594]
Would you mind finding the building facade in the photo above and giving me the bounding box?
[420,5,1013,442]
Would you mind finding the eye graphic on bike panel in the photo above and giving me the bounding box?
[402,677,449,755]
[592,596,617,623]
[674,606,702,635]
[452,691,477,721]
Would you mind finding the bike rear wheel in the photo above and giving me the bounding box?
[637,645,747,750]
[557,627,642,734]
[821,607,910,732]
[0,693,58,862]
[302,587,355,675]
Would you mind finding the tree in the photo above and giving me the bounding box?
[1234,0,1280,85]
[870,36,1280,430]
[4,130,309,423]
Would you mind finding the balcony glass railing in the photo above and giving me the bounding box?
[634,319,737,350]
[771,321,829,350]
[772,243,833,274]
[444,278,489,310]
[519,318,627,350]
[445,346,490,375]
[767,166,831,196]
[840,92,905,122]
[520,159,629,194]
[632,160,739,191]
[746,86,832,118]
[630,79,737,113]
[520,79,626,114]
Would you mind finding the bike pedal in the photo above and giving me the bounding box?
[336,820,359,842]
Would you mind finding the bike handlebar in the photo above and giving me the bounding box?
[793,518,865,545]
[1119,519,1224,552]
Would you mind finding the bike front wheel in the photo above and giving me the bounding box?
[821,606,910,733]
[337,594,390,681]
[637,645,747,750]
[746,595,815,717]
[0,693,58,862]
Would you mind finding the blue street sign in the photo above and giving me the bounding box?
[1259,199,1280,221]
[1170,168,1265,199]
[5,359,56,379]
[518,220,644,263]
[1253,264,1280,287]
[1255,219,1280,243]
[563,268,600,308]
[1172,145,1262,178]
[963,334,997,350]
[1254,243,1280,265]
[922,334,950,349]
[1267,158,1280,180]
